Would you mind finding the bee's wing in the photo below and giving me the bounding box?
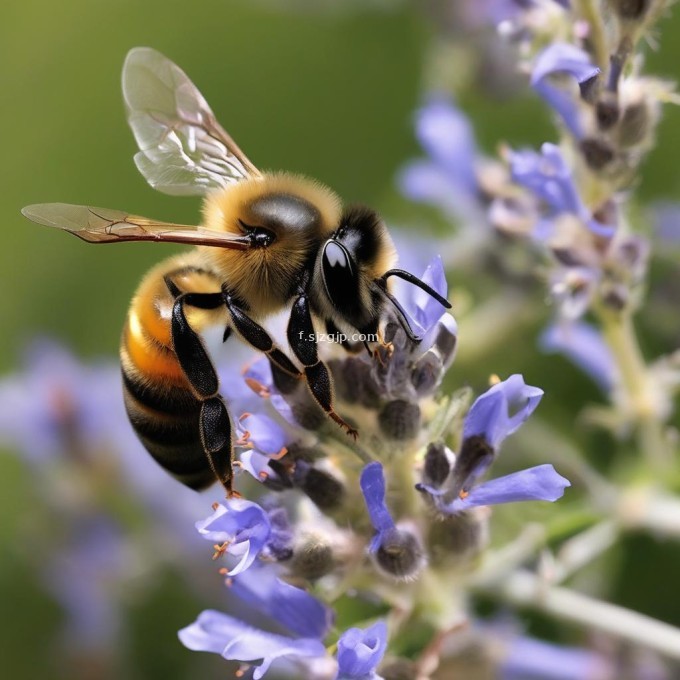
[21,203,251,249]
[122,47,262,197]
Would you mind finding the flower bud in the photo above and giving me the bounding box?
[422,441,453,489]
[611,0,649,20]
[294,461,346,511]
[373,526,426,580]
[378,400,421,441]
[601,283,629,311]
[618,101,649,147]
[331,357,381,409]
[411,350,443,396]
[428,511,489,566]
[290,534,336,580]
[596,93,620,130]
[579,138,615,170]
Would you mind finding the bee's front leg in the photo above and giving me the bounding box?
[287,292,358,439]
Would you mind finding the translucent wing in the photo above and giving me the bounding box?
[122,47,262,196]
[21,203,251,249]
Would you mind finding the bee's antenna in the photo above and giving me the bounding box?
[381,269,452,309]
[374,284,422,343]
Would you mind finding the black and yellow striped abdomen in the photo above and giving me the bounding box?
[120,253,226,490]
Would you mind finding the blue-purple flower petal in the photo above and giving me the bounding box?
[399,161,464,217]
[238,413,288,456]
[229,563,334,639]
[399,98,481,222]
[463,375,543,448]
[398,256,450,337]
[510,144,615,240]
[500,631,611,680]
[360,462,396,553]
[531,43,600,139]
[510,144,583,216]
[652,200,680,244]
[414,99,478,192]
[540,322,618,393]
[337,620,388,679]
[178,609,327,680]
[195,499,271,575]
[445,465,570,512]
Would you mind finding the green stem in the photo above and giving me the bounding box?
[477,569,680,660]
[598,309,672,475]
[573,0,610,70]
[392,444,421,518]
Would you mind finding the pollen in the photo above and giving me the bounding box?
[244,377,271,397]
[489,373,501,385]
[271,446,288,460]
[212,541,231,560]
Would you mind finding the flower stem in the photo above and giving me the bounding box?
[573,0,610,70]
[598,309,672,475]
[477,569,680,660]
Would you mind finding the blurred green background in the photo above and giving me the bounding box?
[3,1,680,678]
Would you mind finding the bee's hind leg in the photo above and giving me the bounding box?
[170,289,239,497]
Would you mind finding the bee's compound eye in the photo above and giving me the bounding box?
[324,241,351,271]
[321,240,357,306]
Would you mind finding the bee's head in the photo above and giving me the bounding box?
[314,205,397,335]
[202,174,341,315]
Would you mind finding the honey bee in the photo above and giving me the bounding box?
[22,47,450,497]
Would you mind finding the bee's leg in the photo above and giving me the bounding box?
[222,288,302,380]
[288,293,358,439]
[170,290,239,498]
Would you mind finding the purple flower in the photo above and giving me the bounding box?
[360,462,395,553]
[0,339,121,464]
[500,632,611,680]
[396,256,458,357]
[360,462,425,578]
[180,559,335,677]
[0,338,211,549]
[234,411,291,482]
[399,256,448,334]
[463,375,543,449]
[417,376,569,513]
[336,621,388,679]
[442,464,570,513]
[179,610,328,680]
[531,43,600,140]
[229,563,334,639]
[549,266,600,320]
[510,144,582,217]
[510,144,614,239]
[196,498,292,575]
[651,201,680,244]
[540,322,618,392]
[242,357,298,426]
[236,413,288,456]
[399,98,481,223]
[45,515,128,651]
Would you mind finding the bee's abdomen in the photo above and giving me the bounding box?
[120,256,223,490]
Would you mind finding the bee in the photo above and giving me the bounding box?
[22,47,450,497]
